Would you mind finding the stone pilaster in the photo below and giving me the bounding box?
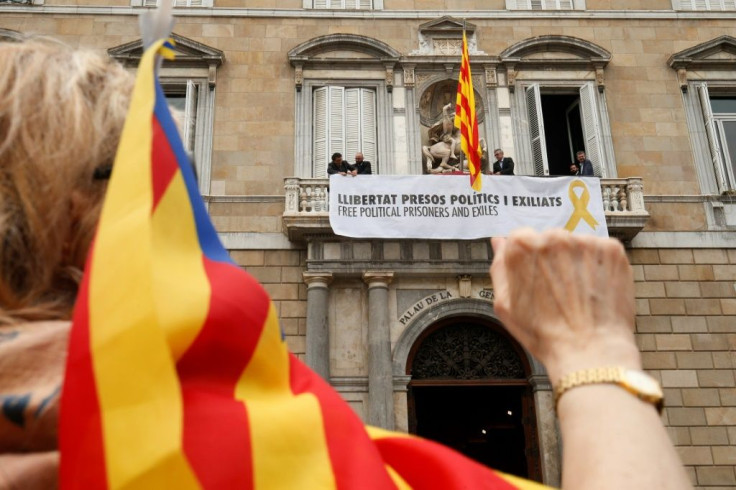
[363,271,395,429]
[303,272,333,381]
[530,374,561,487]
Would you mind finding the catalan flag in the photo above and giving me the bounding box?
[59,37,548,490]
[454,30,483,192]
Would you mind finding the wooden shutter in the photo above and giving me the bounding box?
[183,80,198,152]
[357,0,372,8]
[313,87,329,177]
[698,83,729,193]
[526,84,549,176]
[361,89,377,167]
[313,0,328,8]
[329,86,346,163]
[143,0,158,6]
[579,82,604,177]
[345,89,361,162]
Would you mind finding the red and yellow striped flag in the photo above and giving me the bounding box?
[59,37,548,490]
[454,30,483,191]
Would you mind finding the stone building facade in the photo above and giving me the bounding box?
[3,1,736,487]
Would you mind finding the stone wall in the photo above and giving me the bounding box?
[231,248,308,358]
[632,248,736,488]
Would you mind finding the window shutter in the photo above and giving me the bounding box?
[361,89,377,167]
[313,87,329,177]
[143,0,158,6]
[345,88,361,163]
[579,82,604,177]
[358,0,372,8]
[698,83,729,192]
[329,86,346,163]
[183,80,198,152]
[530,0,542,9]
[313,0,328,8]
[525,84,549,176]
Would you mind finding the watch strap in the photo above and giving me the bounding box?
[554,366,663,414]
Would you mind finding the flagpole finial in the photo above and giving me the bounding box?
[139,2,175,51]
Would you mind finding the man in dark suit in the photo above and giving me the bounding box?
[492,148,515,175]
[327,152,356,176]
[353,152,372,175]
[570,150,594,176]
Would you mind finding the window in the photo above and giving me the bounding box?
[523,83,604,176]
[696,85,736,191]
[312,0,372,7]
[289,34,398,178]
[109,34,223,195]
[313,86,377,176]
[133,0,212,7]
[506,0,584,9]
[674,0,736,9]
[164,80,200,157]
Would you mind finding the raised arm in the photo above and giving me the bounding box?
[490,229,691,490]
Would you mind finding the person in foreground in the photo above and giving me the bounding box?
[0,38,134,489]
[490,228,691,490]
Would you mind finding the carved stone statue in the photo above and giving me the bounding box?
[422,103,462,174]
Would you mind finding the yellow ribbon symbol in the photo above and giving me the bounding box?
[564,180,599,232]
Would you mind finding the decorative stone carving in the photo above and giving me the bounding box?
[434,39,462,56]
[506,64,517,93]
[412,324,525,380]
[458,275,472,298]
[485,65,498,88]
[677,68,688,93]
[422,103,461,174]
[403,65,416,88]
[294,63,304,92]
[385,64,394,93]
[595,66,605,93]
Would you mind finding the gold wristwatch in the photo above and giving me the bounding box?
[554,367,664,414]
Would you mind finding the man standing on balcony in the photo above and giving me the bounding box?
[570,150,594,176]
[327,152,357,176]
[492,148,515,175]
[353,152,372,175]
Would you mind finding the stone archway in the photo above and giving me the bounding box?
[392,299,560,486]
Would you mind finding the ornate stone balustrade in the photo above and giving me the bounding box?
[283,177,649,242]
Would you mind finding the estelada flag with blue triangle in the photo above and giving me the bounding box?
[59,11,549,490]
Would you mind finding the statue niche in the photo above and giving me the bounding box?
[419,79,487,175]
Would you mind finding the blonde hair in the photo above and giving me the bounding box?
[0,38,134,323]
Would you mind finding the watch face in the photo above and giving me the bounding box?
[624,370,664,398]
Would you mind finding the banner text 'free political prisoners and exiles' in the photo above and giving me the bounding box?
[328,175,609,239]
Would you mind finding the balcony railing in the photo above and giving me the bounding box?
[284,177,649,241]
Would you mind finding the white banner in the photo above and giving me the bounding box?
[329,175,608,239]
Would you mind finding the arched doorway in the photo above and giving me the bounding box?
[406,317,542,481]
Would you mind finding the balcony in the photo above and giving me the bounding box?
[283,177,649,242]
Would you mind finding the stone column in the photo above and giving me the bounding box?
[363,271,394,429]
[303,272,333,381]
[530,373,561,487]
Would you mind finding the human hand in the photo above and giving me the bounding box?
[490,228,640,385]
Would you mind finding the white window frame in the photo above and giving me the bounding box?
[305,0,381,8]
[312,86,378,177]
[160,76,216,196]
[514,81,613,177]
[687,83,736,193]
[506,0,584,9]
[294,79,392,178]
[672,0,736,9]
[132,0,213,8]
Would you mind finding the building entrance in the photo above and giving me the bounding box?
[406,319,541,481]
